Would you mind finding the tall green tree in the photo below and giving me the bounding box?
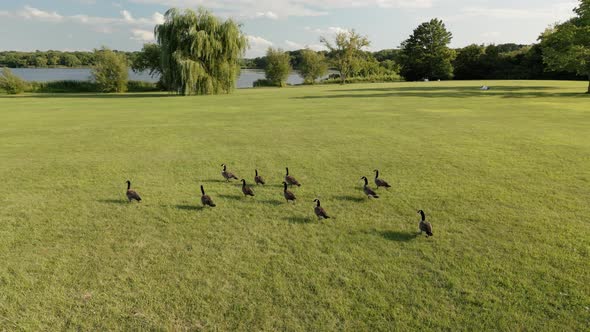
[91,47,128,93]
[540,0,590,93]
[299,49,328,84]
[400,19,456,81]
[155,8,247,95]
[131,43,162,78]
[453,44,487,79]
[321,30,370,84]
[264,48,292,87]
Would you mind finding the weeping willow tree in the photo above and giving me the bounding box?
[155,8,248,95]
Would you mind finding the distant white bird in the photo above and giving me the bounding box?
[480,85,490,90]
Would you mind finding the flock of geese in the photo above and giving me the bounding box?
[125,164,434,237]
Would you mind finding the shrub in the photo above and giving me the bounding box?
[28,80,98,93]
[253,79,279,88]
[264,48,291,87]
[127,80,160,92]
[0,68,28,94]
[320,73,402,84]
[91,47,128,93]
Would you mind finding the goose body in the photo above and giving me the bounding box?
[254,169,265,185]
[418,210,433,237]
[241,179,255,197]
[221,164,238,182]
[282,182,296,202]
[125,180,142,202]
[285,167,301,187]
[201,185,216,207]
[361,177,379,198]
[313,199,330,219]
[374,170,392,189]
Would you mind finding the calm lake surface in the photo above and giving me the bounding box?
[8,68,309,88]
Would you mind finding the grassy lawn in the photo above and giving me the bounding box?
[0,81,589,330]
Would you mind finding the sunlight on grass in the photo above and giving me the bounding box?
[0,81,589,330]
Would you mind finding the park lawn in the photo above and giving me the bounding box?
[0,81,589,330]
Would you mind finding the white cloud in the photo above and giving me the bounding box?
[284,40,303,49]
[9,6,163,28]
[445,2,577,22]
[19,5,63,22]
[247,35,273,57]
[128,0,433,19]
[284,40,325,51]
[255,11,279,20]
[121,10,134,22]
[131,28,155,41]
[152,12,165,24]
[305,26,348,35]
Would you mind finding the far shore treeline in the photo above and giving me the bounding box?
[0,43,585,82]
[1,0,589,94]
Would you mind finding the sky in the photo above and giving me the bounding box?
[0,0,580,57]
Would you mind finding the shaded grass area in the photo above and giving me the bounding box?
[0,80,589,330]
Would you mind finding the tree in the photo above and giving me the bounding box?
[264,48,292,87]
[400,19,456,81]
[61,54,81,67]
[321,30,370,84]
[453,44,487,80]
[540,0,590,93]
[34,56,48,68]
[91,47,128,93]
[131,43,162,77]
[155,8,247,95]
[299,49,328,84]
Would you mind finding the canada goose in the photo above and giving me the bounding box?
[374,169,392,189]
[241,179,255,197]
[361,176,379,198]
[282,182,296,202]
[125,180,142,202]
[313,199,330,219]
[221,164,238,182]
[417,210,433,237]
[254,169,265,185]
[285,167,301,187]
[201,185,216,207]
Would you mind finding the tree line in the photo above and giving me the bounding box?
[2,0,589,94]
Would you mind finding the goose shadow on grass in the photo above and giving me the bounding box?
[202,179,229,184]
[260,199,283,206]
[98,199,129,205]
[283,216,314,224]
[364,229,418,242]
[219,194,243,201]
[334,195,365,203]
[175,205,205,211]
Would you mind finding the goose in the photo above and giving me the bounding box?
[374,169,392,189]
[125,180,142,202]
[361,176,379,198]
[254,169,265,185]
[221,164,238,182]
[282,182,296,203]
[285,167,301,187]
[417,210,433,237]
[313,199,330,219]
[201,185,216,207]
[241,179,255,197]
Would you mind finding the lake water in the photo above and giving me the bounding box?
[7,68,310,89]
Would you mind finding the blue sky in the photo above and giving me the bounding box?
[0,0,579,57]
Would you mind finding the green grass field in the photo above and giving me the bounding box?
[1,81,589,330]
